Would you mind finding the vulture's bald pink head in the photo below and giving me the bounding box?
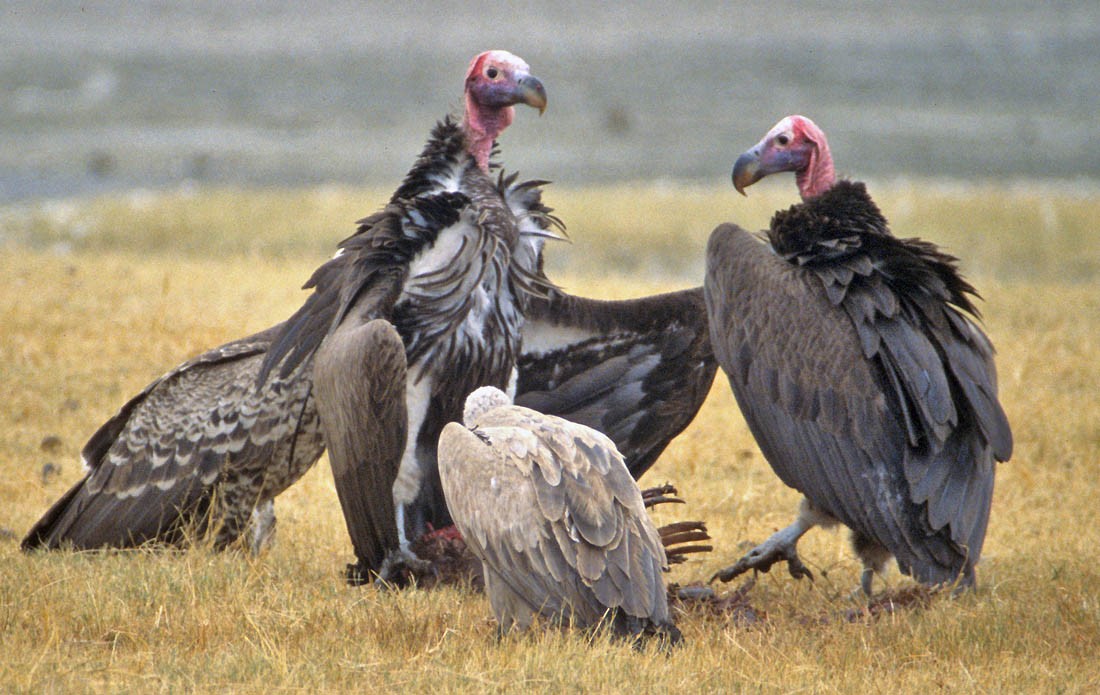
[463,50,547,172]
[732,115,836,201]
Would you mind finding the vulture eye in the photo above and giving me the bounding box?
[776,134,790,146]
[486,67,499,79]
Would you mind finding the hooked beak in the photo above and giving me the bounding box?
[516,74,547,115]
[732,148,763,196]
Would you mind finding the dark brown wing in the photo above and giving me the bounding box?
[313,319,406,576]
[515,287,716,480]
[705,223,1001,585]
[23,324,324,550]
[261,184,510,563]
[260,119,474,383]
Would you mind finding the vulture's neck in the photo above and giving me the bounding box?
[797,144,836,201]
[463,96,514,172]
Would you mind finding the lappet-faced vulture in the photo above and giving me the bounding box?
[438,386,682,645]
[705,115,1012,593]
[258,50,552,580]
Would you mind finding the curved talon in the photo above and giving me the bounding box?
[710,543,813,584]
[641,483,685,509]
[709,556,757,584]
[786,552,814,581]
[709,566,742,584]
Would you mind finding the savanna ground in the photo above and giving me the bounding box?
[1,182,1098,692]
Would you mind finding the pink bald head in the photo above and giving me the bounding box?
[732,115,836,201]
[462,50,547,172]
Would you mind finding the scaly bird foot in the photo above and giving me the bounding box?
[371,546,434,589]
[710,538,813,584]
[344,547,433,588]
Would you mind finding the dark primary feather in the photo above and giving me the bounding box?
[515,287,717,480]
[705,180,1011,586]
[313,319,407,573]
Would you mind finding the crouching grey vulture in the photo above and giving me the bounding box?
[438,386,682,645]
[705,115,1012,594]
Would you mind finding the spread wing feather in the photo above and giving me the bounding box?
[515,287,716,480]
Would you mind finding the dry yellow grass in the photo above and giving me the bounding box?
[2,183,1099,692]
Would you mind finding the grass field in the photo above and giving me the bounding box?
[2,182,1099,692]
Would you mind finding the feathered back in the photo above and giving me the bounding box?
[437,394,678,642]
[767,180,1011,461]
[706,179,1012,586]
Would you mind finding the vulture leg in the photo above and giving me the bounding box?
[211,471,264,551]
[861,568,875,597]
[851,531,893,596]
[711,518,814,583]
[249,499,276,555]
[712,498,830,583]
[313,319,410,585]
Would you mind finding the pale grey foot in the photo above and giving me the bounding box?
[711,518,815,583]
[851,530,892,597]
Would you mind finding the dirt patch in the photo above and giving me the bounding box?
[669,577,765,627]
